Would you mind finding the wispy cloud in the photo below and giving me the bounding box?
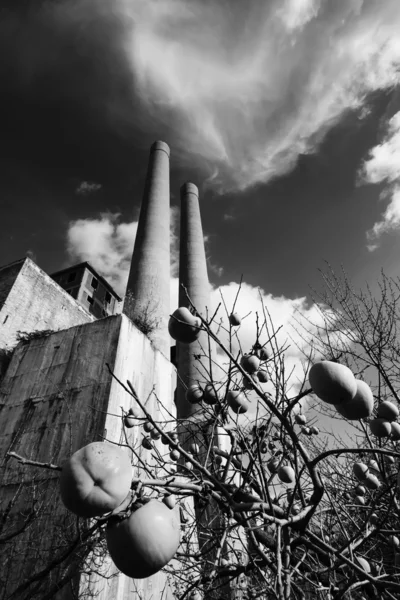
[75,181,102,196]
[120,0,400,191]
[4,1,400,193]
[359,111,400,250]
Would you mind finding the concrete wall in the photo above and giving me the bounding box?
[0,314,177,600]
[0,258,93,351]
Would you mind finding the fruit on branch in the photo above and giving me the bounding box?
[310,426,319,435]
[226,390,249,414]
[370,513,379,525]
[278,465,295,484]
[258,347,270,361]
[189,443,200,455]
[391,422,400,440]
[260,442,268,453]
[214,455,223,466]
[203,384,219,405]
[364,474,380,490]
[106,500,180,578]
[295,414,307,425]
[309,360,357,405]
[243,375,256,390]
[60,442,132,518]
[377,400,399,421]
[142,437,153,450]
[150,428,161,440]
[170,449,181,461]
[389,535,400,549]
[124,414,136,428]
[369,418,392,438]
[334,380,374,420]
[257,369,268,383]
[161,433,170,445]
[163,494,176,509]
[368,460,379,472]
[143,421,154,433]
[354,555,371,574]
[189,592,202,600]
[353,462,369,482]
[229,313,241,326]
[168,307,201,344]
[355,485,366,496]
[301,426,311,435]
[184,461,194,471]
[384,455,395,464]
[267,457,280,473]
[186,384,203,405]
[240,354,260,374]
[355,495,365,505]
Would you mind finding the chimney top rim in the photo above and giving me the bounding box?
[150,140,170,156]
[180,182,199,197]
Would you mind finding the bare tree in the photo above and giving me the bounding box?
[2,270,400,600]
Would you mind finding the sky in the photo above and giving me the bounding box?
[2,0,400,418]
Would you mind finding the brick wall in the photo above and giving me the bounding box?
[0,258,94,350]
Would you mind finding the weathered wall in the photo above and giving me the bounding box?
[0,314,177,600]
[80,314,177,600]
[0,258,93,350]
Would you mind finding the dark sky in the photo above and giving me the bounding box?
[1,0,400,308]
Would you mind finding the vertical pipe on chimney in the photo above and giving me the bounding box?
[123,141,170,357]
[176,182,212,419]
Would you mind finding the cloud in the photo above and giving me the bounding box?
[67,214,138,296]
[359,111,400,249]
[75,181,102,196]
[3,1,400,193]
[67,210,180,298]
[121,0,400,191]
[277,0,322,32]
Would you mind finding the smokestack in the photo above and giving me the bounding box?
[123,141,170,357]
[176,182,213,419]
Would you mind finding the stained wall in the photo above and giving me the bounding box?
[0,314,177,600]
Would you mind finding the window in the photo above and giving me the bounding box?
[91,276,98,290]
[67,272,76,283]
[105,291,111,304]
[86,294,94,305]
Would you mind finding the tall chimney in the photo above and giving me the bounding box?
[176,182,213,419]
[123,141,170,357]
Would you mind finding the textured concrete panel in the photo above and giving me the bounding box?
[0,314,177,599]
[0,258,93,351]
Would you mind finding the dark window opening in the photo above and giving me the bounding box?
[105,291,111,304]
[67,272,76,283]
[91,277,98,290]
[87,295,94,305]
[66,287,78,299]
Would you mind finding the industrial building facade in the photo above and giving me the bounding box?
[0,141,217,599]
